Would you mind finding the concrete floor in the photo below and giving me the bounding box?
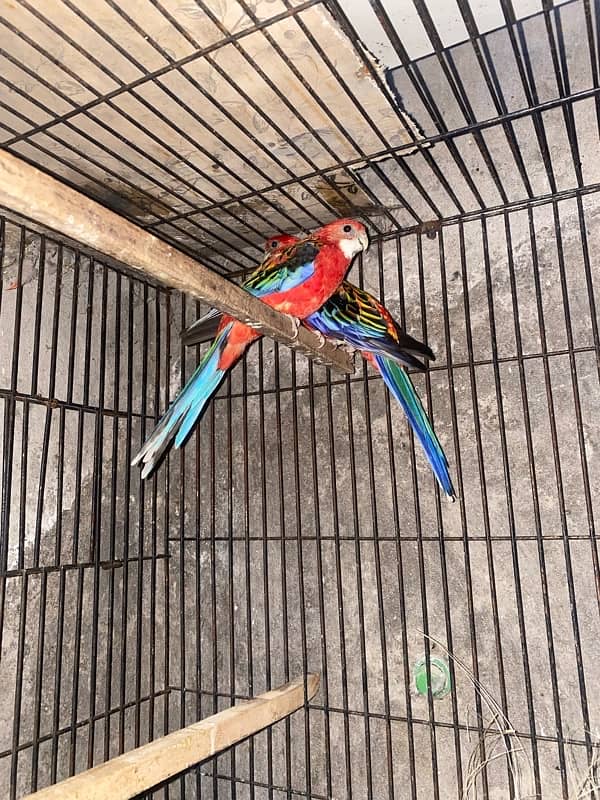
[1,2,600,799]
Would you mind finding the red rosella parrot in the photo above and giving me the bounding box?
[133,219,368,478]
[182,234,456,501]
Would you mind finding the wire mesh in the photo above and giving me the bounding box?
[1,0,600,798]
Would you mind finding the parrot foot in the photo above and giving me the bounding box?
[313,331,327,349]
[285,314,301,340]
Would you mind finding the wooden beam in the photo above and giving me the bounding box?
[22,674,320,800]
[0,150,354,374]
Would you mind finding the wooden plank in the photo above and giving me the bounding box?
[22,674,320,800]
[0,150,354,374]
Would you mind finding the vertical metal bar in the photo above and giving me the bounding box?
[387,235,418,800]
[50,240,74,783]
[306,361,333,799]
[148,287,161,746]
[4,228,26,576]
[118,277,135,756]
[9,574,29,800]
[50,568,66,784]
[0,217,14,660]
[104,268,122,763]
[413,234,441,800]
[323,368,353,800]
[30,571,48,792]
[343,251,374,800]
[69,252,97,775]
[358,240,395,799]
[209,372,218,800]
[224,341,238,796]
[257,338,273,800]
[288,349,312,798]
[87,261,109,768]
[134,282,149,748]
[68,568,85,777]
[273,343,292,798]
[240,354,255,800]
[30,235,46,399]
[177,291,188,800]
[163,288,172,800]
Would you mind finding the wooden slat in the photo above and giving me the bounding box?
[0,149,354,374]
[22,674,320,800]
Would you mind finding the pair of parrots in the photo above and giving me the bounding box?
[133,218,455,501]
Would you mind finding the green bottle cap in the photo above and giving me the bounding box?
[413,655,451,699]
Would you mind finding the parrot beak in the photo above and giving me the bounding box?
[358,230,369,252]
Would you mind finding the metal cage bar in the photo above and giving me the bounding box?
[1,0,600,798]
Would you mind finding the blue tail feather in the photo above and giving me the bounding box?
[132,323,233,478]
[374,354,456,501]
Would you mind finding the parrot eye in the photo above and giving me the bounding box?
[270,240,278,248]
[343,224,352,233]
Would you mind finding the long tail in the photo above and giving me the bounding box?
[132,322,234,479]
[374,354,456,501]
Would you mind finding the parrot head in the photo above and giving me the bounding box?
[263,233,300,254]
[316,218,369,258]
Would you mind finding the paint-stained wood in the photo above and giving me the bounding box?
[21,674,320,800]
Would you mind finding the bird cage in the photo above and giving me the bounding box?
[0,0,599,798]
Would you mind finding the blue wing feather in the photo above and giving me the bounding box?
[243,241,318,298]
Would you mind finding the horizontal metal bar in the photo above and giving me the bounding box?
[170,685,593,748]
[0,150,353,375]
[1,554,170,579]
[0,689,172,761]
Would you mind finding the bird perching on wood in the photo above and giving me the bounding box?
[133,219,368,478]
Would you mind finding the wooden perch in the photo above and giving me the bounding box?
[0,150,353,374]
[21,673,319,800]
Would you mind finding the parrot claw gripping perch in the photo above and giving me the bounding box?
[285,314,301,340]
[314,331,327,349]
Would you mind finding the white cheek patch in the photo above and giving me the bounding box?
[338,237,360,259]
